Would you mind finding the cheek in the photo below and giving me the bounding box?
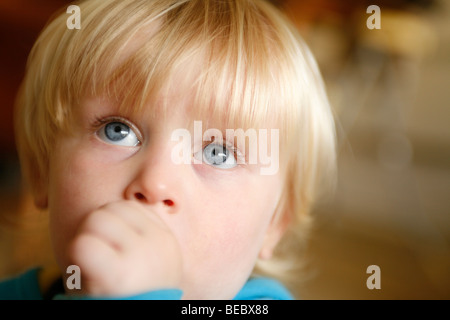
[48,137,136,212]
[213,194,276,258]
[47,139,130,267]
[49,145,103,217]
[48,149,95,267]
[179,176,281,292]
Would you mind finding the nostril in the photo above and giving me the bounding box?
[135,193,146,201]
[163,199,174,207]
[133,193,173,207]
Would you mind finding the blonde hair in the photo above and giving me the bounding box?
[15,0,336,296]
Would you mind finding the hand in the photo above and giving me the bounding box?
[66,200,182,297]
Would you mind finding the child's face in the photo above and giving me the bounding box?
[43,85,286,299]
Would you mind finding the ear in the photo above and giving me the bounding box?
[31,169,49,209]
[34,189,48,209]
[259,207,292,260]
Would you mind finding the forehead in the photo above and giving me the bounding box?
[68,0,294,148]
[99,37,277,132]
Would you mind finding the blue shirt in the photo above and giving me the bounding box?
[0,268,293,300]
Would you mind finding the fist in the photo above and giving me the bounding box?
[66,200,182,297]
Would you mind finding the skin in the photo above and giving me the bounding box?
[36,84,287,299]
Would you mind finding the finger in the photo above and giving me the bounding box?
[78,208,140,252]
[68,233,120,295]
[102,201,170,236]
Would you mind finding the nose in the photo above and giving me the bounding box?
[124,143,184,214]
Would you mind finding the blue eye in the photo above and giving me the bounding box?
[97,121,140,147]
[201,143,237,169]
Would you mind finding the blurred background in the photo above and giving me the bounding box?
[0,0,449,299]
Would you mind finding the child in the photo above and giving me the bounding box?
[1,0,336,299]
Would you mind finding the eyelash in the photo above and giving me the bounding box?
[202,139,245,164]
[91,117,246,164]
[92,116,143,144]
